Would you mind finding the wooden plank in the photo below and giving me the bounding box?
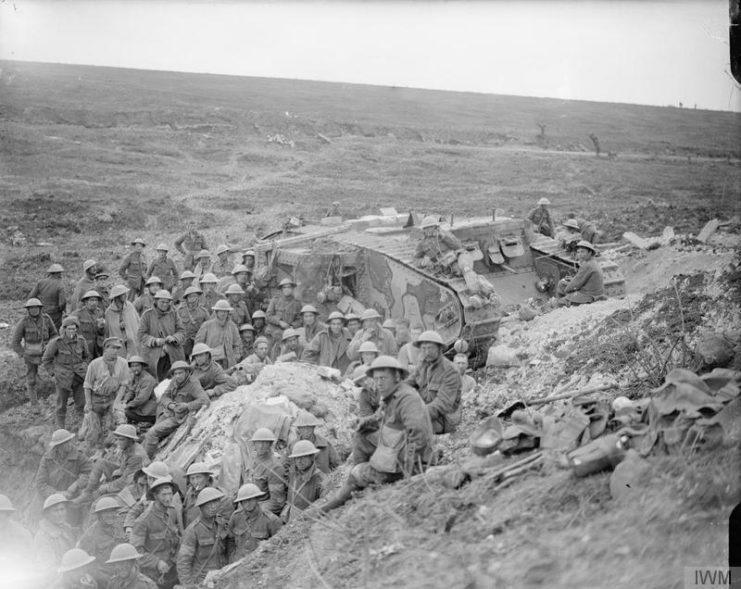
[696,218,720,243]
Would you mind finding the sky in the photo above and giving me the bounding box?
[0,0,737,111]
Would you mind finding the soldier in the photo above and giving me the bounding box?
[177,487,229,586]
[119,238,148,301]
[11,297,57,411]
[29,263,67,330]
[192,250,212,282]
[35,430,92,513]
[347,308,397,361]
[78,496,129,583]
[95,269,113,309]
[558,218,584,252]
[274,327,303,363]
[133,277,162,316]
[344,340,379,379]
[397,324,423,376]
[556,240,605,306]
[238,323,255,361]
[195,300,242,369]
[350,365,380,464]
[453,353,477,396]
[527,197,554,237]
[42,316,90,429]
[104,543,158,589]
[297,304,325,347]
[301,311,351,373]
[281,440,325,522]
[138,290,186,380]
[55,548,99,589]
[288,412,340,474]
[266,277,302,345]
[105,284,141,359]
[321,357,434,513]
[212,245,232,279]
[72,290,106,359]
[412,330,462,434]
[395,318,412,348]
[171,270,197,307]
[123,464,184,540]
[142,361,209,458]
[345,312,361,338]
[249,428,288,517]
[190,343,237,399]
[34,494,77,571]
[83,337,131,442]
[413,216,463,270]
[122,356,158,426]
[240,336,272,368]
[176,285,209,360]
[227,483,282,563]
[70,259,99,312]
[199,273,222,311]
[224,284,251,327]
[130,476,181,589]
[564,213,599,244]
[175,222,208,272]
[240,249,256,274]
[147,245,178,293]
[250,310,268,341]
[181,463,233,529]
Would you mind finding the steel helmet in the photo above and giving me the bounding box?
[327,311,345,323]
[113,424,138,441]
[196,249,210,259]
[200,273,218,284]
[300,304,318,315]
[127,355,148,367]
[180,270,196,280]
[562,218,580,230]
[367,355,410,379]
[215,244,231,256]
[43,493,70,511]
[142,462,169,478]
[225,284,244,296]
[250,428,277,442]
[537,197,551,206]
[131,238,146,246]
[183,286,202,298]
[186,462,213,477]
[382,319,396,330]
[154,289,173,300]
[289,440,320,459]
[195,487,225,507]
[254,336,269,346]
[49,429,75,448]
[242,250,256,259]
[231,264,250,275]
[145,275,162,286]
[80,290,101,301]
[61,316,80,328]
[0,494,16,512]
[358,341,379,354]
[414,330,444,347]
[360,309,382,321]
[58,548,95,573]
[156,243,169,251]
[169,360,191,373]
[252,310,267,320]
[239,323,255,332]
[278,277,296,288]
[83,259,97,272]
[212,300,234,312]
[351,365,369,384]
[24,298,43,308]
[345,313,360,323]
[294,411,321,428]
[93,496,121,513]
[281,328,299,342]
[109,284,130,299]
[234,483,265,503]
[105,543,142,564]
[420,215,440,229]
[47,263,65,273]
[95,270,110,279]
[191,343,212,358]
[148,476,175,495]
[575,240,597,254]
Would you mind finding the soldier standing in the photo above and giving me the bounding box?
[147,245,179,293]
[119,238,148,301]
[174,222,208,271]
[134,276,163,316]
[227,484,282,563]
[72,290,106,359]
[70,259,98,312]
[29,263,67,330]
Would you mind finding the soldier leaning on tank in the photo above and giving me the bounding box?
[119,238,148,301]
[527,197,554,238]
[564,213,599,244]
[413,216,463,268]
[556,240,605,307]
[174,221,208,272]
[30,263,67,330]
[12,297,58,411]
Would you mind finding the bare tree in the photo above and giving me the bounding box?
[588,134,601,156]
[537,123,547,140]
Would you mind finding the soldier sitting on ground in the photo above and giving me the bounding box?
[190,343,238,399]
[555,240,605,307]
[122,356,158,427]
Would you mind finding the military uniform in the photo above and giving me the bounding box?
[78,519,128,577]
[266,294,302,345]
[105,302,141,359]
[107,569,158,589]
[123,370,158,424]
[176,304,209,360]
[174,231,208,271]
[176,515,228,586]
[133,292,156,316]
[137,307,186,380]
[227,506,281,562]
[414,355,462,434]
[282,464,324,522]
[119,252,148,299]
[130,502,181,587]
[413,230,462,263]
[72,306,106,359]
[30,277,67,329]
[557,258,605,304]
[147,258,179,292]
[347,327,398,361]
[194,318,242,369]
[11,312,57,405]
[527,206,554,237]
[252,455,288,516]
[288,434,340,474]
[228,299,252,330]
[301,328,351,373]
[36,446,92,499]
[182,486,234,530]
[191,360,237,399]
[70,276,96,312]
[41,334,90,428]
[33,518,77,567]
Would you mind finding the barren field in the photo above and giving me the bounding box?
[0,60,739,589]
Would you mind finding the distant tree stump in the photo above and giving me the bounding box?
[589,134,601,156]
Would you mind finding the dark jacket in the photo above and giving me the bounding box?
[124,370,158,417]
[29,277,66,314]
[157,375,209,424]
[176,516,228,585]
[414,355,462,433]
[137,307,186,369]
[41,335,90,388]
[301,328,351,373]
[381,382,435,469]
[564,258,605,300]
[71,306,105,358]
[130,502,181,574]
[191,360,237,399]
[35,446,92,498]
[12,313,57,364]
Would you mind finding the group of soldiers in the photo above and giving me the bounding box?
[5,225,480,588]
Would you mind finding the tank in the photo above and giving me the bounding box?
[252,209,625,365]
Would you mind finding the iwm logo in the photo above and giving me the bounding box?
[685,567,741,588]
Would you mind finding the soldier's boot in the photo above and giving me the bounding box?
[319,483,354,513]
[26,383,40,413]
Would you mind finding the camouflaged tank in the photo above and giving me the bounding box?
[253,210,625,365]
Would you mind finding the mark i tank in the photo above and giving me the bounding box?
[252,209,625,365]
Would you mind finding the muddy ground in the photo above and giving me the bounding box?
[0,60,739,588]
